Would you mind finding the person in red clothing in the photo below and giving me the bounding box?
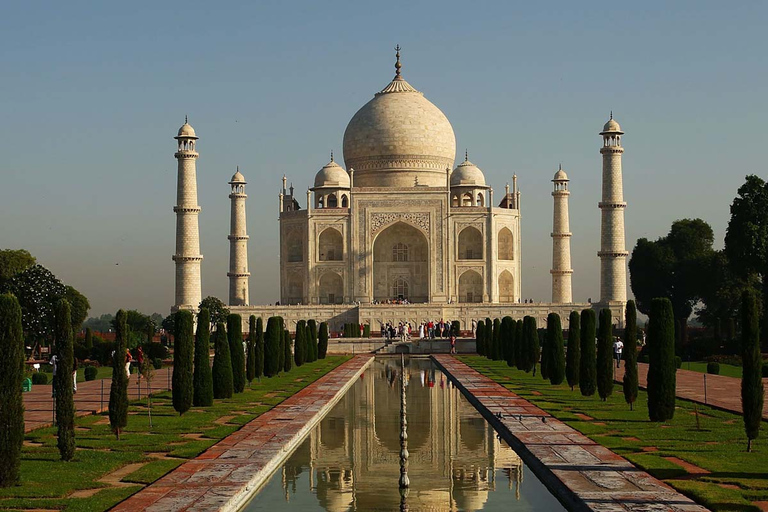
[136,346,145,380]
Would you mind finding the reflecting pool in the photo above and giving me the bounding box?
[244,357,566,511]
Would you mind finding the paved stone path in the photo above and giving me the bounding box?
[111,355,374,512]
[24,368,173,432]
[614,362,768,419]
[433,355,707,512]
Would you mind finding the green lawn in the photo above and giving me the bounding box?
[681,361,743,378]
[459,356,768,512]
[3,356,349,512]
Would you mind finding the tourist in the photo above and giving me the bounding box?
[49,353,59,398]
[72,358,78,394]
[419,322,424,339]
[613,337,624,368]
[136,346,145,380]
[125,348,132,380]
[471,319,477,335]
[450,334,456,354]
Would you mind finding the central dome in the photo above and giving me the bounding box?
[343,51,456,187]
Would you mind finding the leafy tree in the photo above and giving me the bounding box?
[623,300,639,410]
[264,317,282,377]
[283,329,292,373]
[520,316,537,373]
[54,299,76,460]
[647,298,676,422]
[629,219,715,354]
[199,296,230,328]
[725,175,768,344]
[579,309,597,397]
[212,322,233,399]
[741,290,763,451]
[566,311,580,391]
[161,314,174,342]
[63,286,89,335]
[318,322,328,359]
[227,314,246,393]
[294,320,306,367]
[0,249,35,287]
[501,316,515,367]
[475,320,485,356]
[547,313,565,385]
[596,309,614,401]
[172,310,194,415]
[246,315,257,383]
[492,318,502,360]
[109,310,129,439]
[84,313,115,333]
[0,294,25,486]
[193,309,214,407]
[84,327,93,352]
[255,317,265,376]
[3,264,66,345]
[122,310,153,348]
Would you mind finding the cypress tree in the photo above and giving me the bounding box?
[502,316,514,367]
[283,329,292,373]
[515,320,524,369]
[172,310,194,415]
[212,322,233,399]
[540,327,550,380]
[84,327,93,352]
[475,320,485,356]
[278,321,286,373]
[579,309,597,397]
[318,322,329,359]
[647,298,676,422]
[264,317,281,376]
[294,320,306,366]
[520,316,537,372]
[566,311,580,391]
[246,315,256,384]
[307,319,318,362]
[623,301,639,409]
[548,313,565,385]
[54,299,75,461]
[485,317,493,359]
[227,314,246,393]
[0,294,24,486]
[193,309,214,407]
[532,326,541,376]
[492,318,502,360]
[596,309,614,401]
[255,317,264,378]
[741,290,763,452]
[109,309,129,439]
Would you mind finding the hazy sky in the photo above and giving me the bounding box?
[1,1,765,317]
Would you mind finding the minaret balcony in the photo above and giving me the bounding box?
[550,232,573,238]
[597,250,629,258]
[597,201,627,209]
[174,150,199,159]
[550,269,574,274]
[172,254,203,262]
[227,272,251,278]
[173,206,202,213]
[227,235,249,241]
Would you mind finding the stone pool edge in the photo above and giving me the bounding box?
[111,355,374,512]
[432,355,708,512]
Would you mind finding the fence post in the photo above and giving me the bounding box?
[704,373,707,405]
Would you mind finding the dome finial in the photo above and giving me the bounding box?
[559,162,562,170]
[394,44,402,79]
[465,149,468,162]
[610,110,613,120]
[330,150,334,162]
[185,114,188,124]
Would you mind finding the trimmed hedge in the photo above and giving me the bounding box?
[172,310,194,415]
[707,362,720,375]
[212,322,234,399]
[0,294,24,486]
[566,311,580,391]
[109,309,129,438]
[579,309,597,397]
[318,322,328,359]
[596,309,613,401]
[623,300,639,410]
[32,372,48,385]
[647,298,676,422]
[193,309,214,407]
[84,366,98,381]
[227,314,246,393]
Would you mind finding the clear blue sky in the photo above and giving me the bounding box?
[1,1,765,316]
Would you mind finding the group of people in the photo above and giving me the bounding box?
[380,319,458,353]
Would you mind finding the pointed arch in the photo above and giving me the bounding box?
[318,227,343,261]
[458,226,483,260]
[285,230,304,262]
[498,227,514,260]
[319,272,343,304]
[458,270,483,303]
[498,270,514,303]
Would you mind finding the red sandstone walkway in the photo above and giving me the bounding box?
[614,362,768,419]
[111,355,374,512]
[24,368,173,432]
[434,355,707,512]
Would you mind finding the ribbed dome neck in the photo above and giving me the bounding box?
[376,77,421,95]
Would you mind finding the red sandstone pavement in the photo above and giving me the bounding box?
[614,362,768,419]
[433,355,708,512]
[111,355,373,512]
[24,368,173,433]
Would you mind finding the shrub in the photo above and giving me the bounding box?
[475,320,485,356]
[451,320,460,337]
[255,317,265,376]
[579,309,597,397]
[540,326,550,381]
[740,290,763,452]
[492,318,502,361]
[294,320,306,367]
[307,319,318,362]
[547,313,565,386]
[674,356,682,369]
[707,362,720,375]
[0,294,24,486]
[172,310,194,415]
[623,300,639,410]
[73,341,90,361]
[318,322,328,359]
[152,357,163,370]
[501,316,514,367]
[566,311,580,391]
[264,317,282,377]
[212,322,234,399]
[193,309,213,407]
[109,310,129,439]
[640,354,650,364]
[84,366,98,381]
[227,314,245,393]
[283,329,292,373]
[363,324,371,338]
[485,317,493,360]
[596,309,613,401]
[520,316,537,373]
[246,316,256,383]
[647,298,676,422]
[515,320,524,369]
[140,342,168,361]
[32,372,48,385]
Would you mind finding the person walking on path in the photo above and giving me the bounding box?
[72,358,78,394]
[49,354,59,398]
[450,334,457,354]
[124,348,132,380]
[613,337,624,368]
[136,347,144,381]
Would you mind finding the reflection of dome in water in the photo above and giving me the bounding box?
[315,469,354,511]
[452,487,490,512]
[343,48,456,188]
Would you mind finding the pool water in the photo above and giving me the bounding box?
[244,357,566,511]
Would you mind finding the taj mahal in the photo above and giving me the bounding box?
[170,47,628,332]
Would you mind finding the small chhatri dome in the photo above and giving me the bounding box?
[450,153,486,187]
[176,116,198,138]
[601,112,623,134]
[230,166,246,184]
[553,164,568,181]
[313,158,350,189]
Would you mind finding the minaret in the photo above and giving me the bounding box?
[551,165,573,303]
[228,167,250,306]
[172,117,203,312]
[598,113,628,303]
